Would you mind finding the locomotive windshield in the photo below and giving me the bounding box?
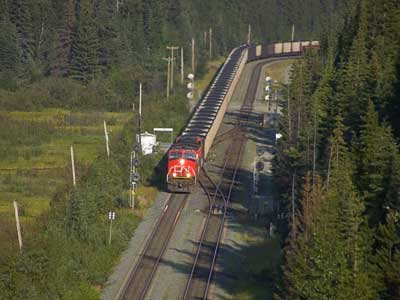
[183,152,196,160]
[168,152,181,160]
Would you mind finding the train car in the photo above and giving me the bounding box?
[166,45,248,192]
[247,40,320,62]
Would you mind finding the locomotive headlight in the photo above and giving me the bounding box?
[186,173,191,178]
[180,159,185,166]
[173,172,177,177]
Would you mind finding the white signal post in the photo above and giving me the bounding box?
[108,211,116,245]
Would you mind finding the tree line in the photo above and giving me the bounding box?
[0,0,342,111]
[274,0,400,299]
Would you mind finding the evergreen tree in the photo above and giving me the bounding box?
[358,101,400,226]
[374,211,400,300]
[70,0,100,83]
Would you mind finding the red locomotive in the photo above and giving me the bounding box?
[167,136,204,192]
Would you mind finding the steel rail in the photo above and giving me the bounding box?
[187,59,269,300]
[203,139,246,299]
[118,193,188,300]
[138,195,187,300]
[181,141,235,300]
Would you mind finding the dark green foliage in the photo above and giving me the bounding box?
[276,1,400,299]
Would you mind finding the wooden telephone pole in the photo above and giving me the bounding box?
[191,38,195,74]
[162,57,171,100]
[104,120,110,157]
[209,28,212,59]
[291,24,295,41]
[13,201,22,252]
[166,46,179,90]
[70,146,76,186]
[180,47,184,84]
[247,24,251,45]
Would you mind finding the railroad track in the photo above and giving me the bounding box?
[116,58,281,300]
[118,193,188,300]
[182,60,267,300]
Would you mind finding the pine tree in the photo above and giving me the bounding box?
[70,0,100,83]
[50,0,75,77]
[359,101,400,226]
[0,20,18,71]
[336,0,374,133]
[374,211,400,300]
[96,0,119,73]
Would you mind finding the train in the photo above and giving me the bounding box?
[166,41,319,193]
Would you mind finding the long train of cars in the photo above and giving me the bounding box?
[166,41,319,192]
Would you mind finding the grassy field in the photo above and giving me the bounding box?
[264,59,294,86]
[195,57,226,97]
[0,109,131,221]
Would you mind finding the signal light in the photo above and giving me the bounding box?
[186,173,191,178]
[173,173,177,177]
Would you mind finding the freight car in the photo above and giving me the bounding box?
[166,41,319,193]
[167,45,248,192]
[247,40,320,62]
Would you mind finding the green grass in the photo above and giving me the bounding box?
[231,236,281,300]
[195,57,226,96]
[265,59,295,86]
[0,109,131,222]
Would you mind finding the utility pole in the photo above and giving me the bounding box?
[204,31,207,46]
[162,57,171,100]
[138,82,142,161]
[166,46,179,90]
[191,38,195,74]
[247,24,251,45]
[209,28,212,60]
[13,201,22,252]
[116,0,121,13]
[139,82,142,117]
[291,24,295,41]
[104,120,110,157]
[180,47,184,84]
[70,146,76,186]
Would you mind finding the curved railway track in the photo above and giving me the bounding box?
[114,57,292,300]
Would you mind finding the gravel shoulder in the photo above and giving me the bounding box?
[102,192,171,300]
[209,59,294,300]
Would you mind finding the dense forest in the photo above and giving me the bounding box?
[3,0,398,299]
[274,0,400,299]
[0,0,342,111]
[0,0,341,299]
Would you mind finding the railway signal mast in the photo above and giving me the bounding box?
[187,73,195,101]
[130,83,142,210]
[108,211,116,245]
